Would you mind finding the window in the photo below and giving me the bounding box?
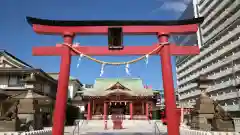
[85,84,93,88]
[8,76,20,86]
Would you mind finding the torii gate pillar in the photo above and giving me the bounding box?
[52,32,75,135]
[159,34,179,135]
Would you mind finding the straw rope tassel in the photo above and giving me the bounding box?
[77,53,84,68]
[100,63,105,77]
[125,63,131,76]
[63,42,167,65]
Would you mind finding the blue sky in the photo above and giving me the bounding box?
[0,0,190,90]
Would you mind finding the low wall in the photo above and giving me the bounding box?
[180,127,240,135]
[154,121,240,135]
[0,129,52,135]
[233,118,240,133]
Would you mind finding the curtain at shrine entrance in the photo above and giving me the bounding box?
[108,102,129,115]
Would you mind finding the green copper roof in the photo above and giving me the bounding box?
[82,78,153,96]
[153,90,160,93]
[94,78,144,89]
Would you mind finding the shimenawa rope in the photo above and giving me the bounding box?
[62,42,168,65]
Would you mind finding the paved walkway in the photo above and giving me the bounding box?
[72,120,168,135]
[45,120,168,135]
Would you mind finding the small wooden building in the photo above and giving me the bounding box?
[0,50,57,131]
[81,78,154,120]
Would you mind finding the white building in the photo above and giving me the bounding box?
[175,0,240,112]
[48,73,83,99]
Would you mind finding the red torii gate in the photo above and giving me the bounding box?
[26,17,203,135]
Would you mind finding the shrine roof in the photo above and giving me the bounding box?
[82,78,153,96]
[0,50,33,68]
[26,16,204,26]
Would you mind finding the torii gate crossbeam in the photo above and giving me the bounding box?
[32,44,199,56]
[27,16,204,135]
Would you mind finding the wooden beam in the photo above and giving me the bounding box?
[32,24,199,35]
[32,45,200,56]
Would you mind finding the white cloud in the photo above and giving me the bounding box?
[150,0,192,18]
[182,0,192,4]
[160,1,188,12]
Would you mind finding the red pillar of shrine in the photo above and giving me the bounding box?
[87,102,91,120]
[129,102,133,120]
[145,102,149,120]
[52,32,74,135]
[142,102,145,115]
[159,34,179,135]
[104,102,108,120]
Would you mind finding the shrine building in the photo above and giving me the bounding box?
[81,78,154,120]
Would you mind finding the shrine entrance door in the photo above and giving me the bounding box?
[109,102,128,115]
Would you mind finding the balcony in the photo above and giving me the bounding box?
[200,0,220,21]
[208,62,240,80]
[206,80,233,93]
[222,104,240,112]
[178,83,198,93]
[178,73,199,86]
[203,5,240,43]
[201,0,231,29]
[179,90,201,100]
[202,1,240,37]
[211,91,240,101]
[177,35,240,82]
[199,0,213,14]
[177,21,240,73]
[198,0,205,6]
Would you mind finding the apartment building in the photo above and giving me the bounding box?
[175,0,240,112]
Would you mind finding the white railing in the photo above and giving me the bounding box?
[211,91,240,101]
[179,90,201,101]
[0,129,52,135]
[72,119,85,135]
[177,20,240,74]
[202,0,236,35]
[201,0,225,28]
[203,5,240,43]
[154,121,167,135]
[199,0,212,14]
[180,127,240,135]
[233,118,240,133]
[178,83,198,93]
[154,121,240,135]
[200,0,219,19]
[178,36,240,82]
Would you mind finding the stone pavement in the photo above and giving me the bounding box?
[72,120,168,135]
[45,120,168,135]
